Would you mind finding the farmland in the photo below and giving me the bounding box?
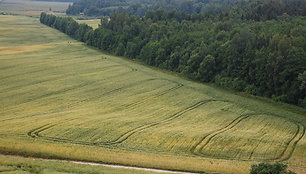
[76,19,100,29]
[0,0,71,16]
[0,13,305,174]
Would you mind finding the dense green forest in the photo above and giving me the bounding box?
[41,1,306,108]
[66,0,241,16]
[66,0,306,17]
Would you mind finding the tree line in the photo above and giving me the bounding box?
[40,7,306,107]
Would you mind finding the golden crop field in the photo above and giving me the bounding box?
[0,15,305,173]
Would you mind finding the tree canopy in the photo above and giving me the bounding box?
[250,162,296,174]
[66,0,306,17]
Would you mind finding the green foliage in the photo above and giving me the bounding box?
[197,54,216,82]
[66,0,306,18]
[66,0,224,16]
[250,162,296,174]
[0,155,156,174]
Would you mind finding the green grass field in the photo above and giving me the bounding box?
[0,15,305,174]
[0,154,160,174]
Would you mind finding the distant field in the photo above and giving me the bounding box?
[0,15,305,174]
[76,19,100,29]
[0,0,71,16]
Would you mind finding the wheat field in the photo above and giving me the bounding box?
[0,15,305,173]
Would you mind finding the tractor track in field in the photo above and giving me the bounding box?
[27,99,214,147]
[190,111,305,161]
[67,77,183,112]
[101,100,214,145]
[270,120,305,161]
[27,97,305,162]
[26,78,186,146]
[190,113,257,156]
[248,136,264,160]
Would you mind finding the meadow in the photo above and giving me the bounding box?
[0,154,159,174]
[0,14,305,174]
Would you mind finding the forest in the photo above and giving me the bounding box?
[41,0,306,107]
[66,0,306,17]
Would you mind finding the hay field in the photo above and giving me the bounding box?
[0,15,305,173]
[76,19,100,29]
[0,0,71,16]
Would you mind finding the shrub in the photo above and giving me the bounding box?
[250,162,296,174]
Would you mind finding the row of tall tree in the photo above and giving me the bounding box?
[40,8,306,107]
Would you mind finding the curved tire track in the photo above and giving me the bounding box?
[27,77,185,145]
[103,100,214,145]
[27,101,305,162]
[191,112,305,162]
[191,113,257,156]
[28,100,214,146]
[272,121,305,161]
